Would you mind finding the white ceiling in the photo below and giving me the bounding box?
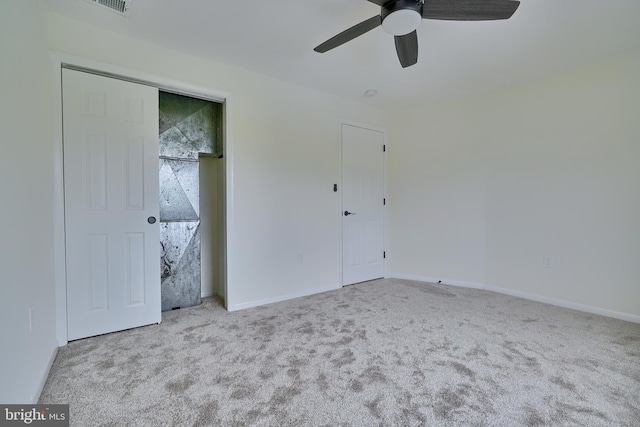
[45,0,640,109]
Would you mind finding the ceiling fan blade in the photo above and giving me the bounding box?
[314,15,382,53]
[422,0,520,21]
[394,30,418,68]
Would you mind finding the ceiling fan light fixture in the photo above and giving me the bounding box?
[314,0,521,68]
[382,9,421,36]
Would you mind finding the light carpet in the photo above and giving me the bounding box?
[39,278,640,426]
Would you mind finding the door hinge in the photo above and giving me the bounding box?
[383,145,386,152]
[383,251,386,259]
[383,198,386,205]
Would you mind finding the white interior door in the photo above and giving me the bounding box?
[341,123,385,285]
[63,68,160,340]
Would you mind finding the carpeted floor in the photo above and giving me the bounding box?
[40,278,640,426]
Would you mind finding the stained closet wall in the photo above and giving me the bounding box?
[158,92,222,311]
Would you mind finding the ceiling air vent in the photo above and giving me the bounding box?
[85,0,131,16]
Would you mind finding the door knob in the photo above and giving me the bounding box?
[344,211,356,216]
[147,216,157,224]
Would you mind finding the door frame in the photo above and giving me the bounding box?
[338,119,389,286]
[51,52,234,346]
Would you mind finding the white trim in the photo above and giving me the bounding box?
[32,347,58,403]
[51,51,235,345]
[51,55,68,347]
[388,273,640,324]
[381,127,389,280]
[228,284,342,311]
[337,121,344,287]
[59,60,227,102]
[339,118,387,134]
[222,97,234,310]
[339,119,388,286]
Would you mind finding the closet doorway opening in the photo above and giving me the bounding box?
[159,91,225,311]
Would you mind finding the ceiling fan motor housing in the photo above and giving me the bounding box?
[381,0,423,36]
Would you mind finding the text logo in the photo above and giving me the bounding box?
[0,405,68,426]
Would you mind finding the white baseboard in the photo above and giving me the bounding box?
[388,273,486,290]
[388,273,640,324]
[482,283,640,324]
[33,346,58,403]
[228,284,342,312]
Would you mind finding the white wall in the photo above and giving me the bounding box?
[389,48,640,319]
[388,105,488,285]
[47,13,391,310]
[0,0,58,403]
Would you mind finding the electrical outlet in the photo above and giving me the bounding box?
[543,256,553,268]
[297,252,304,263]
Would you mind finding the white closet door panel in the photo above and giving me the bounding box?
[63,68,160,340]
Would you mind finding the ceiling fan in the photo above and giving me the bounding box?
[314,0,520,68]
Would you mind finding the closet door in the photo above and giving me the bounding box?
[63,68,160,340]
